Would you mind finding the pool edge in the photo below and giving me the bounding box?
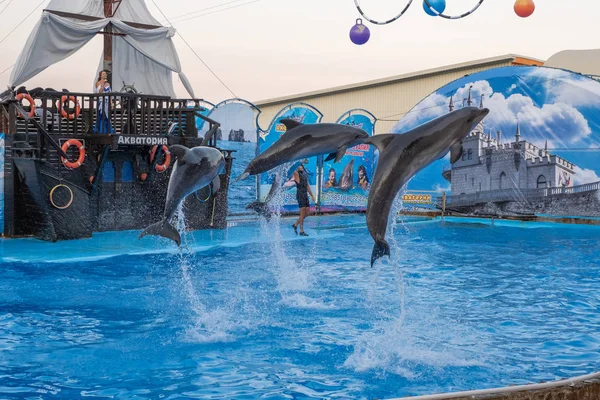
[387,371,600,400]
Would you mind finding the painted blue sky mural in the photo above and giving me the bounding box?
[392,66,600,192]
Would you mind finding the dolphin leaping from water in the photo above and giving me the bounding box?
[365,107,490,267]
[139,145,225,246]
[234,119,369,182]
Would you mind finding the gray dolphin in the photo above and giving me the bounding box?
[245,172,282,220]
[365,107,490,266]
[339,159,355,190]
[234,119,369,181]
[139,145,225,246]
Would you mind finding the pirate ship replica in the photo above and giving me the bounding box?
[0,0,234,241]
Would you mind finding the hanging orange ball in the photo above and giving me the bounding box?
[514,0,535,18]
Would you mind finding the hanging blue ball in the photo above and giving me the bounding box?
[423,0,446,16]
[349,18,370,45]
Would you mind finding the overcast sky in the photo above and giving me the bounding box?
[0,0,598,103]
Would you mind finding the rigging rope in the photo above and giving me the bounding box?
[353,0,487,24]
[0,0,45,46]
[149,0,238,98]
[423,0,486,19]
[352,0,413,25]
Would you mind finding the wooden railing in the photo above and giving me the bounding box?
[11,89,211,138]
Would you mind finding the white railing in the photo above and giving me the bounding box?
[439,181,600,207]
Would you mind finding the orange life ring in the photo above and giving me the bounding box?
[149,145,171,172]
[61,139,85,169]
[16,93,36,118]
[57,95,81,120]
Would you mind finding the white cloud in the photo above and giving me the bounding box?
[394,78,593,149]
[573,166,600,185]
[433,183,450,192]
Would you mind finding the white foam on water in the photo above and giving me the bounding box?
[345,184,488,377]
[174,205,237,344]
[280,293,337,310]
[344,306,488,378]
[261,165,316,304]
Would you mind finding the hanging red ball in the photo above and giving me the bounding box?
[514,0,535,18]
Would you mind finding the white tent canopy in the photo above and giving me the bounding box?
[544,49,600,78]
[9,0,195,98]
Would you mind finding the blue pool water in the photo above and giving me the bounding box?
[1,214,600,399]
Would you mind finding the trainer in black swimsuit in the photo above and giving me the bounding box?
[296,168,310,208]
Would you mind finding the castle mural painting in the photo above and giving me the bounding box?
[393,66,600,217]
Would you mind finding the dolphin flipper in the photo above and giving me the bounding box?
[450,142,464,163]
[169,144,189,160]
[211,175,221,193]
[371,240,391,267]
[138,219,181,246]
[280,119,303,131]
[364,134,396,153]
[324,152,337,162]
[334,146,347,163]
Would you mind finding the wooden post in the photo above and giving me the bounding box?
[441,191,446,221]
[3,102,17,237]
[103,0,114,75]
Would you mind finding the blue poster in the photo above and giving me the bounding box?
[258,103,323,211]
[320,110,376,212]
[198,99,262,214]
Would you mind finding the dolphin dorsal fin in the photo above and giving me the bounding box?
[168,144,189,160]
[280,118,303,131]
[364,134,396,153]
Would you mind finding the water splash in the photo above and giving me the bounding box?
[261,165,315,302]
[174,204,235,343]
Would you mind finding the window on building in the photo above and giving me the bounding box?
[472,177,475,187]
[499,172,506,190]
[479,182,482,192]
[462,150,467,161]
[467,149,473,160]
[537,175,547,189]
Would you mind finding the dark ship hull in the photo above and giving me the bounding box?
[2,89,233,242]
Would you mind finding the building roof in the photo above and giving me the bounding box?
[544,49,600,77]
[254,54,544,106]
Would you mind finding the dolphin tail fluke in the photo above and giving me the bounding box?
[138,219,181,246]
[370,240,391,267]
[246,201,272,220]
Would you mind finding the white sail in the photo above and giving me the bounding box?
[9,0,195,98]
[45,0,104,18]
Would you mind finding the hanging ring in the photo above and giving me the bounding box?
[49,184,74,210]
[353,0,413,25]
[194,185,212,203]
[423,0,487,19]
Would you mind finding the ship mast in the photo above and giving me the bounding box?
[45,0,162,80]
